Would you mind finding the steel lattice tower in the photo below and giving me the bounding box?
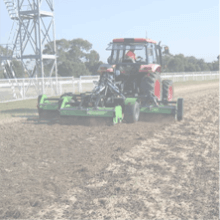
[1,0,57,95]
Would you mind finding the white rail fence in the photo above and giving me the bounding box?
[0,71,219,103]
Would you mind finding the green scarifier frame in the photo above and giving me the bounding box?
[38,95,73,110]
[38,95,179,123]
[124,97,176,115]
[124,98,138,105]
[60,98,123,124]
[39,94,59,110]
[140,105,175,114]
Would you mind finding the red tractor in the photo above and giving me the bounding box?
[96,38,183,122]
[99,38,173,102]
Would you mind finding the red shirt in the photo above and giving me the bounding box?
[126,51,136,60]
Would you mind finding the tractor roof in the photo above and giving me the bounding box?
[113,38,157,44]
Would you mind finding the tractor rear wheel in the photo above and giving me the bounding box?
[124,101,140,123]
[162,80,173,102]
[140,72,161,101]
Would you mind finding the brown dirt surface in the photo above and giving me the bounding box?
[0,81,219,219]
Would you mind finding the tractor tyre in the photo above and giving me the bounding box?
[162,80,173,102]
[176,98,184,121]
[124,101,140,123]
[140,72,161,101]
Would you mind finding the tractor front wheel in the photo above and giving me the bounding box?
[124,101,140,123]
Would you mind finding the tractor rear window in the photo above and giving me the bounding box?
[106,43,144,50]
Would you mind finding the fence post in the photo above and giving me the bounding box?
[50,78,52,96]
[22,78,25,99]
[72,76,75,93]
[59,81,62,95]
[78,78,81,93]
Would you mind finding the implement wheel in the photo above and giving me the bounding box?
[124,101,140,123]
[176,98,184,121]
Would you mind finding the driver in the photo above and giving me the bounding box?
[125,49,136,63]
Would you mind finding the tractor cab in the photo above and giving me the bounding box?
[106,38,162,66]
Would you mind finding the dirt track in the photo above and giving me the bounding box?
[0,82,219,219]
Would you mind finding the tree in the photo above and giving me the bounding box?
[11,60,24,78]
[187,56,197,65]
[212,61,219,71]
[197,59,209,71]
[87,61,103,75]
[175,54,185,63]
[194,64,201,72]
[69,38,92,63]
[0,45,25,79]
[85,50,103,75]
[201,63,209,71]
[167,57,184,72]
[185,63,196,72]
[43,38,103,77]
[57,60,90,77]
[162,54,172,72]
[0,45,12,57]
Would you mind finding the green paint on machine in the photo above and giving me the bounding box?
[60,105,123,124]
[140,106,175,114]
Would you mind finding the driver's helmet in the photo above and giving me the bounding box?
[125,50,136,62]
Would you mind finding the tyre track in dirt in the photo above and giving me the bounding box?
[0,81,218,219]
[0,118,171,219]
[39,82,218,220]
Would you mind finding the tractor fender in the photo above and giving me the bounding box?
[139,64,161,73]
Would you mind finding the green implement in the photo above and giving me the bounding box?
[59,98,123,125]
[140,98,184,121]
[37,94,73,121]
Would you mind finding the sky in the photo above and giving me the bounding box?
[0,0,219,63]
